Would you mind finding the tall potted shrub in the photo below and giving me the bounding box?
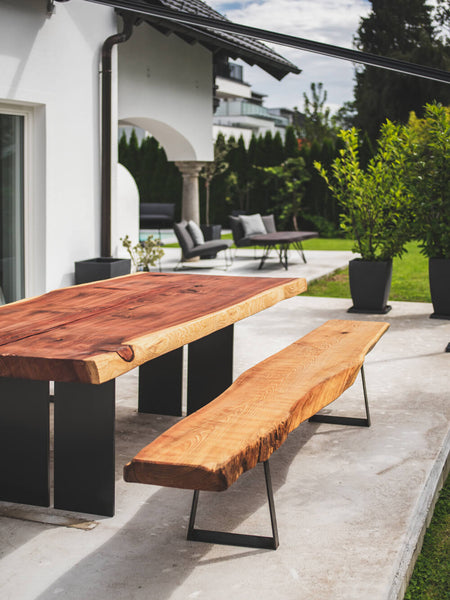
[403,104,450,319]
[316,123,412,313]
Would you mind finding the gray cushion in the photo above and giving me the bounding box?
[262,214,277,234]
[190,239,232,258]
[239,213,266,237]
[187,220,205,246]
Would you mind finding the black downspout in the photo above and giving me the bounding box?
[101,14,134,257]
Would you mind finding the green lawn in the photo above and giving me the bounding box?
[404,475,450,600]
[303,241,431,303]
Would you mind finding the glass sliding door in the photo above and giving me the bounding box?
[0,113,25,304]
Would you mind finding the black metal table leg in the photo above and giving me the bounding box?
[293,240,307,263]
[54,380,115,516]
[0,378,50,507]
[257,245,272,270]
[139,348,183,415]
[187,325,234,414]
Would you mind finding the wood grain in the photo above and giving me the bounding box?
[0,273,306,384]
[124,319,389,491]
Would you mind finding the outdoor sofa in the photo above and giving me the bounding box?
[140,203,175,230]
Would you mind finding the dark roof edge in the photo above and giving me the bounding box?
[85,0,450,83]
[84,0,300,80]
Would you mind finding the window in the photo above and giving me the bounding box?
[0,113,25,303]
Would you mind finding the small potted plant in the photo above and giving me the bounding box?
[316,123,413,313]
[403,103,450,319]
[121,234,165,272]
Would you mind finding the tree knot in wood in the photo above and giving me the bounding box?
[116,345,135,362]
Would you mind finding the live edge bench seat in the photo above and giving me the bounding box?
[124,319,389,548]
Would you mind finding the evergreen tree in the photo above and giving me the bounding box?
[127,129,140,179]
[272,131,285,165]
[284,126,299,158]
[118,131,129,166]
[248,134,258,165]
[354,0,450,141]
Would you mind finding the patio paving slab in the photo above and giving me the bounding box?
[158,246,355,280]
[0,281,448,599]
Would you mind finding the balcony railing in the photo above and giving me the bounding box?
[215,100,289,126]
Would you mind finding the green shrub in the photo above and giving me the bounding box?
[315,123,413,261]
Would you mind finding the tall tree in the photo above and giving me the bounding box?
[354,0,450,141]
[199,133,229,225]
[297,83,337,143]
[284,125,299,158]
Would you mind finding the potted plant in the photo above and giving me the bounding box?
[315,123,413,313]
[402,103,450,319]
[121,234,165,272]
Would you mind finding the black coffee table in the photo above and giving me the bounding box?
[249,231,318,270]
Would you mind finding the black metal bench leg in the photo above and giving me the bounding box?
[187,460,279,550]
[309,364,371,427]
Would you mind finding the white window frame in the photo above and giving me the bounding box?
[0,101,45,299]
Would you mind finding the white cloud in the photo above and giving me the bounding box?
[208,0,372,111]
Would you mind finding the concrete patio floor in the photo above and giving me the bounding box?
[0,249,449,600]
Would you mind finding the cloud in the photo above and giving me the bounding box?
[208,0,372,111]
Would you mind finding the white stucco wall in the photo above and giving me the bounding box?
[216,76,252,100]
[118,23,214,162]
[113,163,140,260]
[0,0,116,293]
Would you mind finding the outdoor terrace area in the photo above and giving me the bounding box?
[0,246,448,600]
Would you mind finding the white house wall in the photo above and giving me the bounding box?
[118,23,214,162]
[0,0,117,294]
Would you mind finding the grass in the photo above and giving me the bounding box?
[404,474,450,600]
[303,241,431,303]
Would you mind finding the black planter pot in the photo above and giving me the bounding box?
[200,224,222,259]
[429,258,450,319]
[75,257,131,284]
[348,258,393,314]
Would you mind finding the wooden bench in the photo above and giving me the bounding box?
[124,319,389,549]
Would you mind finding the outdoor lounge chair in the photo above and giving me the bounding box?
[229,213,276,252]
[173,221,232,270]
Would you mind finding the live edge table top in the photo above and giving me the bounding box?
[0,273,306,385]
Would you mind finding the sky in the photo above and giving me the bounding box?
[208,0,372,114]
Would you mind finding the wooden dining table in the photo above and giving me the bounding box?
[0,272,306,516]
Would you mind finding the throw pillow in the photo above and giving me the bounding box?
[262,214,277,234]
[239,213,266,237]
[187,220,205,246]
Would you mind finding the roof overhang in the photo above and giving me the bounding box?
[84,0,450,84]
[85,0,300,81]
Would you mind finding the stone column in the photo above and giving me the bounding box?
[175,161,205,224]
